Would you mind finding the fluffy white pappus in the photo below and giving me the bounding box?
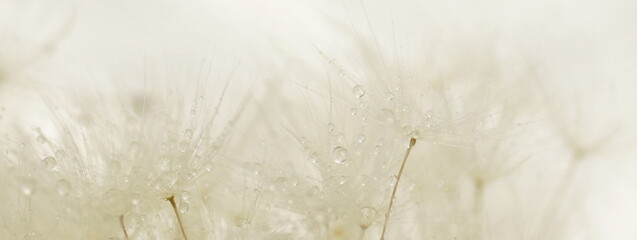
[0,57,251,239]
[2,0,637,239]
[234,0,637,239]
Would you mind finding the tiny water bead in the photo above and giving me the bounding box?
[19,177,36,195]
[381,109,395,123]
[56,179,71,196]
[180,191,191,201]
[385,92,395,101]
[309,152,319,163]
[179,202,190,214]
[179,141,189,152]
[353,85,365,98]
[425,110,434,119]
[203,162,213,172]
[36,135,47,144]
[357,134,366,143]
[184,129,193,139]
[331,146,348,164]
[327,123,335,132]
[55,149,66,159]
[389,175,398,187]
[360,206,378,228]
[41,156,57,170]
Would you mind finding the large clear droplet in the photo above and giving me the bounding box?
[331,147,348,164]
[353,85,365,98]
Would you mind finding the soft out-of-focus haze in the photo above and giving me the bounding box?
[1,0,637,239]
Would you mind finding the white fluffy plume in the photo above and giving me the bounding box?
[1,0,636,239]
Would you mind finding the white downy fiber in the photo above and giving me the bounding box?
[1,0,636,239]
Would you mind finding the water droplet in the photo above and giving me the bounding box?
[331,147,348,164]
[409,130,420,139]
[41,157,57,170]
[309,152,319,163]
[353,85,365,98]
[374,145,382,155]
[55,150,66,159]
[56,179,71,196]
[381,109,395,123]
[19,177,35,195]
[357,134,366,143]
[204,162,213,172]
[351,108,357,116]
[402,104,409,112]
[385,92,394,101]
[425,110,434,119]
[181,191,191,201]
[184,129,193,139]
[360,206,377,227]
[192,155,201,164]
[36,135,46,144]
[327,123,334,132]
[389,175,398,187]
[338,175,347,185]
[336,133,345,143]
[179,141,189,152]
[179,202,190,213]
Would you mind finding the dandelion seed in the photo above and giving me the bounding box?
[380,138,416,240]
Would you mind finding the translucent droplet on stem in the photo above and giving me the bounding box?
[331,147,348,164]
[353,85,365,98]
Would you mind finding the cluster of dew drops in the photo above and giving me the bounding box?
[16,128,74,199]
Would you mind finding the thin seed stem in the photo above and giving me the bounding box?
[166,195,188,240]
[119,214,129,240]
[380,138,417,240]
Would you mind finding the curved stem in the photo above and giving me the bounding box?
[119,214,129,240]
[166,195,188,240]
[380,138,417,240]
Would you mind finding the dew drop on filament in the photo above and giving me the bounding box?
[56,179,71,196]
[331,147,348,164]
[353,85,365,98]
